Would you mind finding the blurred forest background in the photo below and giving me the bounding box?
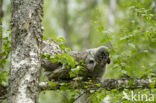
[1,0,156,103]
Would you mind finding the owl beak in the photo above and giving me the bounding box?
[107,57,110,64]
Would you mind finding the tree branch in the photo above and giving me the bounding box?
[0,78,155,102]
[39,78,156,91]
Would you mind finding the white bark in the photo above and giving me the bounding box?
[8,0,43,103]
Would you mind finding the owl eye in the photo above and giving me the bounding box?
[89,60,94,64]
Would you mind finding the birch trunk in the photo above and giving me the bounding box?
[8,0,43,103]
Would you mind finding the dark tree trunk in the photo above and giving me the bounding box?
[0,0,3,52]
[58,0,71,47]
[83,0,97,49]
[8,0,43,103]
[108,0,116,32]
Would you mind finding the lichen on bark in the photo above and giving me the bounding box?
[8,0,43,103]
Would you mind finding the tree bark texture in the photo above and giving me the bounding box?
[8,0,43,103]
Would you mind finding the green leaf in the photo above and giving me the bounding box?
[49,81,57,87]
